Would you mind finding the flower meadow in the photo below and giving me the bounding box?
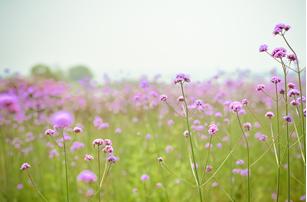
[0,24,306,202]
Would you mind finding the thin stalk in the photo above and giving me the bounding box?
[269,122,279,166]
[97,148,101,202]
[179,83,203,202]
[282,61,291,201]
[61,129,70,202]
[274,84,281,202]
[281,34,305,158]
[201,135,213,181]
[26,171,48,202]
[236,113,251,202]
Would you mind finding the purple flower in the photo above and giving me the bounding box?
[77,170,97,183]
[51,111,74,128]
[208,124,218,135]
[20,162,31,171]
[205,165,213,172]
[240,168,249,176]
[265,111,275,119]
[141,174,150,181]
[243,122,252,131]
[287,54,297,61]
[273,23,285,35]
[236,159,244,165]
[259,44,268,52]
[73,126,83,134]
[272,47,287,58]
[271,76,281,84]
[45,129,56,136]
[160,94,168,102]
[17,183,23,190]
[255,132,267,142]
[256,84,265,91]
[107,155,118,164]
[174,73,191,84]
[70,141,85,152]
[92,139,104,147]
[229,101,243,113]
[288,82,295,89]
[283,115,292,123]
[84,154,94,161]
[288,89,300,97]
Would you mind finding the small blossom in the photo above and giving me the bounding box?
[84,154,94,161]
[45,129,56,136]
[256,84,265,91]
[177,96,184,102]
[183,130,190,137]
[287,82,295,89]
[20,162,31,171]
[288,89,300,97]
[229,101,243,113]
[290,99,299,106]
[73,126,83,134]
[92,139,104,147]
[241,98,248,106]
[240,168,249,176]
[51,111,74,128]
[160,94,168,102]
[259,44,268,52]
[287,54,296,61]
[107,155,118,164]
[208,124,218,135]
[157,157,164,162]
[255,132,268,142]
[17,183,23,190]
[77,170,97,183]
[243,122,252,131]
[272,47,287,58]
[236,159,244,165]
[205,165,213,172]
[141,174,150,181]
[265,111,275,119]
[103,145,114,154]
[271,76,281,84]
[174,73,191,84]
[283,115,292,123]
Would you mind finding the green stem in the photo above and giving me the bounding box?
[61,129,70,202]
[236,113,250,202]
[26,171,48,202]
[97,148,101,202]
[180,83,203,202]
[275,84,281,202]
[202,135,213,181]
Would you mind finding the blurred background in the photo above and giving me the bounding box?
[0,0,305,81]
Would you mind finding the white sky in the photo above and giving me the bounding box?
[0,0,305,81]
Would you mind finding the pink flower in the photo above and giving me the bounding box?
[208,124,218,135]
[51,111,74,128]
[20,162,31,171]
[77,170,97,183]
[84,154,94,161]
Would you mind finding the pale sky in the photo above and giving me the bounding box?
[0,0,305,81]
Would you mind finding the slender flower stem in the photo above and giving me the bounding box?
[281,34,305,158]
[281,61,291,201]
[61,129,70,202]
[202,135,213,181]
[179,83,203,202]
[97,148,101,202]
[26,171,48,202]
[236,113,250,202]
[274,84,281,202]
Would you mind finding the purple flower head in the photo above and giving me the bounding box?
[107,155,118,164]
[104,139,112,145]
[259,44,268,52]
[271,76,281,84]
[255,132,267,142]
[0,94,20,113]
[205,165,213,172]
[160,94,168,102]
[77,170,97,183]
[84,154,94,161]
[92,139,104,147]
[265,111,275,119]
[304,108,306,117]
[272,47,287,58]
[177,96,184,102]
[141,174,150,181]
[157,156,164,162]
[290,99,299,106]
[243,122,252,131]
[241,98,248,106]
[229,101,243,113]
[20,162,31,171]
[208,124,218,135]
[283,115,292,123]
[103,145,114,154]
[256,84,265,91]
[287,82,295,89]
[174,73,191,84]
[17,183,23,190]
[287,54,297,61]
[236,159,244,165]
[288,89,300,97]
[70,141,85,152]
[73,126,83,134]
[240,168,249,176]
[45,129,56,136]
[183,130,190,137]
[51,111,74,129]
[273,23,285,35]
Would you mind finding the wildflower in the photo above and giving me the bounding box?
[259,44,268,52]
[241,98,248,106]
[287,54,297,61]
[107,155,118,164]
[288,89,300,97]
[229,101,243,113]
[0,94,20,113]
[256,84,265,91]
[243,122,252,131]
[157,157,164,162]
[104,139,112,145]
[45,129,56,136]
[160,94,168,102]
[205,165,213,172]
[271,76,281,84]
[283,115,292,123]
[92,139,104,147]
[115,128,122,134]
[73,126,83,134]
[183,130,190,137]
[103,145,114,154]
[255,132,268,142]
[240,169,249,176]
[232,168,241,174]
[85,188,94,197]
[141,174,150,181]
[174,73,190,84]
[84,154,94,161]
[236,159,244,165]
[177,96,184,102]
[156,182,163,189]
[208,124,218,135]
[304,108,306,117]
[77,170,97,183]
[272,47,287,58]
[17,183,23,190]
[290,100,299,106]
[20,162,31,171]
[51,111,74,128]
[49,149,59,158]
[279,89,285,94]
[265,111,275,119]
[288,82,295,89]
[70,141,85,152]
[273,23,290,35]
